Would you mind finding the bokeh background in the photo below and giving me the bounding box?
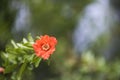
[1,0,120,80]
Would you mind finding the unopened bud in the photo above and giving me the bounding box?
[0,67,4,73]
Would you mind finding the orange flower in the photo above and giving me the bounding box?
[33,35,57,60]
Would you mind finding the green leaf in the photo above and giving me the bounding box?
[32,56,41,67]
[1,52,8,61]
[24,54,35,63]
[23,38,28,43]
[35,58,41,67]
[17,43,27,48]
[29,54,35,62]
[17,62,27,80]
[27,33,34,42]
[36,36,40,39]
[16,43,33,50]
[1,52,9,66]
[4,64,17,73]
[7,54,17,64]
[11,40,18,48]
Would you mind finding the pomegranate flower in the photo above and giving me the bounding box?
[33,35,57,60]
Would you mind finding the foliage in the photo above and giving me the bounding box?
[52,50,120,80]
[0,34,41,80]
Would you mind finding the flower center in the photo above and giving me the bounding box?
[42,44,50,51]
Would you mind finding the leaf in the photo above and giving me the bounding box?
[16,43,33,50]
[17,62,27,80]
[4,64,17,74]
[1,52,8,60]
[7,54,17,64]
[1,52,9,66]
[23,54,35,63]
[32,56,41,67]
[29,54,35,63]
[17,43,27,48]
[11,40,18,48]
[36,36,40,39]
[23,38,28,43]
[35,58,41,67]
[27,33,34,42]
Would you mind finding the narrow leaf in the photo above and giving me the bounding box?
[11,40,18,48]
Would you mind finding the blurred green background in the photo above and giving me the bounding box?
[1,0,120,80]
